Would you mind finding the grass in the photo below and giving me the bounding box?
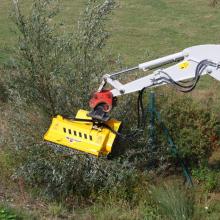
[151,184,194,220]
[0,204,34,220]
[1,0,220,65]
[0,0,14,63]
[110,0,220,60]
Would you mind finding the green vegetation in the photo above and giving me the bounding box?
[1,0,220,219]
[192,166,220,192]
[151,184,194,220]
[0,208,17,220]
[0,204,34,220]
[158,92,220,165]
[1,0,220,66]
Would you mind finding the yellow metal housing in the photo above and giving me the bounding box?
[44,110,121,156]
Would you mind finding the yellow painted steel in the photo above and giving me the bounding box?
[44,109,121,156]
[179,61,190,70]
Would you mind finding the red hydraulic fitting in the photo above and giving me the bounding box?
[89,90,114,112]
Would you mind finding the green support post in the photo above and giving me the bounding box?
[148,91,156,149]
[147,91,193,186]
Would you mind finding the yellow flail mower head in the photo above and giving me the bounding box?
[44,109,121,157]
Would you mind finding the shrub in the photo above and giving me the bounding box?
[72,0,117,108]
[12,0,67,115]
[156,89,220,166]
[11,0,117,116]
[15,144,139,203]
[111,89,220,171]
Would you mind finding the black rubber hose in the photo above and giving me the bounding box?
[156,60,211,93]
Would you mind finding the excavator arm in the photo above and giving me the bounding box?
[89,45,220,121]
[44,44,220,156]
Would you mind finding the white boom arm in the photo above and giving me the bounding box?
[99,45,220,97]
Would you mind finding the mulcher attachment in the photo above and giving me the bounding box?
[44,110,121,157]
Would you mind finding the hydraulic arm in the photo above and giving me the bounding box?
[44,44,220,156]
[89,45,220,121]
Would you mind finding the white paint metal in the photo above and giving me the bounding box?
[98,45,220,97]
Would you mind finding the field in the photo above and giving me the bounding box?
[1,0,220,219]
[1,0,220,64]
